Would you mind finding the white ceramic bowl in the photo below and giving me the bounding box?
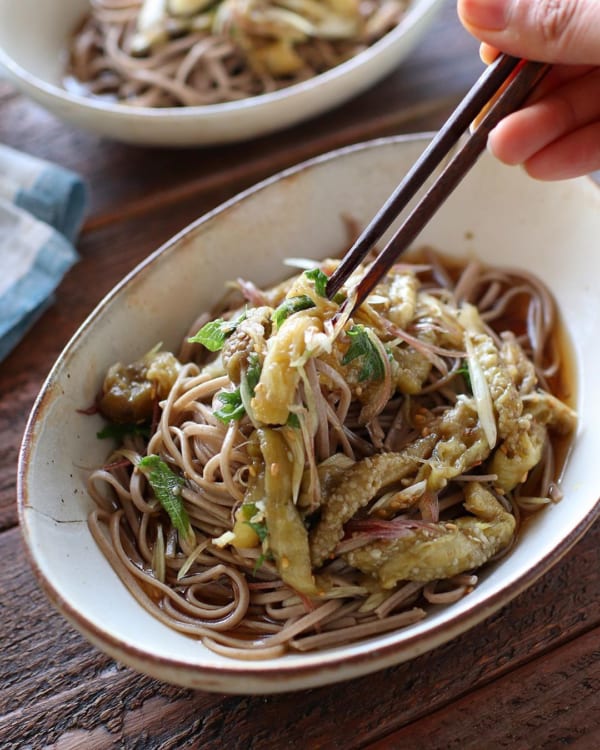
[18,135,600,693]
[0,0,443,146]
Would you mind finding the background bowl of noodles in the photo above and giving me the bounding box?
[18,135,600,693]
[0,0,443,146]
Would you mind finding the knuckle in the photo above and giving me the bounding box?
[534,0,579,46]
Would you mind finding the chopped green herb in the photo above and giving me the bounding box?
[239,502,270,567]
[253,551,269,574]
[240,502,258,520]
[246,520,268,543]
[214,388,245,422]
[456,361,472,393]
[333,291,347,305]
[96,422,150,441]
[286,412,301,428]
[216,355,261,423]
[304,268,329,297]
[239,502,268,540]
[342,325,386,381]
[138,455,193,542]
[245,354,261,391]
[272,295,316,328]
[188,311,247,352]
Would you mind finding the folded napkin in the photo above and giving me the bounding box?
[0,144,87,362]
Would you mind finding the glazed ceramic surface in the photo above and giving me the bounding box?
[0,0,443,146]
[19,136,600,693]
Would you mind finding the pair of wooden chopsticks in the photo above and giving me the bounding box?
[325,54,550,308]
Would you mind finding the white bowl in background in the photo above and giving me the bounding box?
[18,135,600,693]
[0,0,443,146]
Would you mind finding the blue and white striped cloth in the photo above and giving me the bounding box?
[0,143,87,362]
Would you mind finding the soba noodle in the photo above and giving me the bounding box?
[66,0,409,107]
[87,250,576,658]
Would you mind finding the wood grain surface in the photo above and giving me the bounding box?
[1,3,598,748]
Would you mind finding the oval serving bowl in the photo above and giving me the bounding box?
[0,0,443,147]
[18,135,600,694]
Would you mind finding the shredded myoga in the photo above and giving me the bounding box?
[87,249,576,659]
[66,0,409,107]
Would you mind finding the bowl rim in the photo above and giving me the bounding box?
[0,0,443,121]
[17,133,600,692]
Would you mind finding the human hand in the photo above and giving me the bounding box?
[457,0,600,179]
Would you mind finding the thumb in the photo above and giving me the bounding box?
[457,0,600,65]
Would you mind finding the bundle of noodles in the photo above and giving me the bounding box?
[87,250,576,658]
[66,0,409,106]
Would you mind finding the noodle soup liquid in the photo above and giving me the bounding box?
[86,249,577,656]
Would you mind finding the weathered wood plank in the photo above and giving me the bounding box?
[365,628,600,750]
[1,520,597,749]
[81,94,455,235]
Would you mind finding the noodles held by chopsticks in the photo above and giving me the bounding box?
[87,250,576,658]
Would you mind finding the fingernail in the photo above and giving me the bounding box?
[486,130,499,158]
[460,0,510,30]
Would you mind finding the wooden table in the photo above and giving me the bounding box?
[1,4,598,748]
